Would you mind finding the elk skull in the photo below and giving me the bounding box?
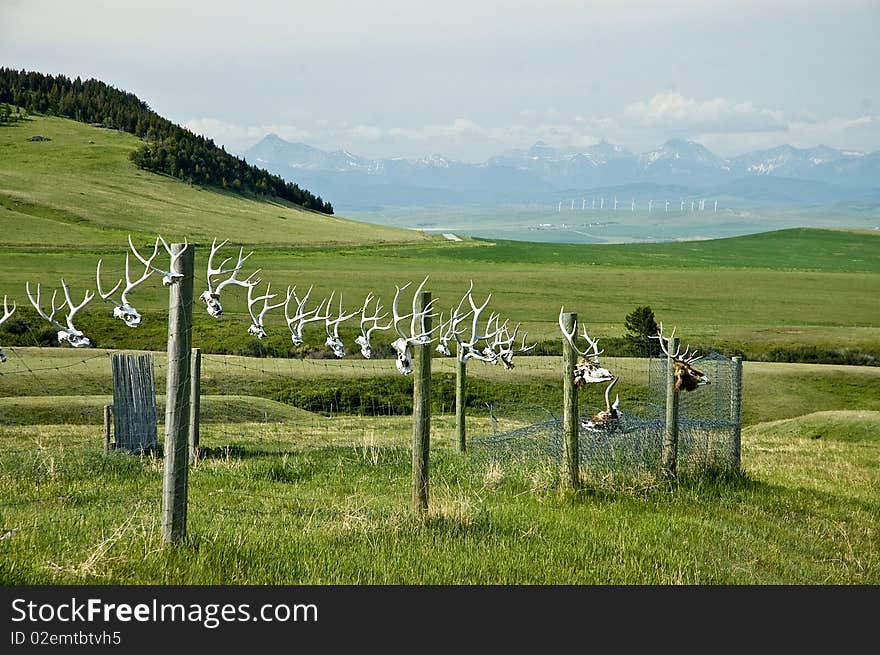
[558,307,615,386]
[653,323,710,392]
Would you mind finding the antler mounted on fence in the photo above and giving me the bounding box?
[284,285,325,346]
[246,281,285,339]
[26,280,94,348]
[652,322,710,392]
[454,283,502,364]
[435,281,473,357]
[490,322,536,370]
[355,292,391,359]
[96,254,153,327]
[323,291,358,358]
[128,235,187,286]
[0,295,15,362]
[391,276,437,375]
[200,238,260,318]
[558,306,615,387]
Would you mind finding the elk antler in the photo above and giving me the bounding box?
[128,235,187,286]
[558,306,614,386]
[96,254,153,327]
[246,281,285,339]
[27,280,94,348]
[1,295,16,326]
[652,322,710,391]
[0,295,16,363]
[390,279,437,375]
[323,291,358,358]
[558,306,604,361]
[491,322,537,370]
[200,239,258,317]
[356,292,392,359]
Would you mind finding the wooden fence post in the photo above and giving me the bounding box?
[103,404,112,454]
[455,355,467,453]
[412,291,431,515]
[162,242,194,544]
[561,311,580,489]
[661,336,680,478]
[730,355,743,471]
[189,347,201,460]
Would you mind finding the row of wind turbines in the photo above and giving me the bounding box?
[557,198,719,213]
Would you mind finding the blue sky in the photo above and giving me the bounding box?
[2,0,878,161]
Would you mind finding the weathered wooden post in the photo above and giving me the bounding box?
[162,243,194,544]
[730,355,743,471]
[412,291,432,515]
[661,336,681,478]
[561,311,580,489]
[455,355,467,453]
[103,404,112,454]
[189,347,201,460]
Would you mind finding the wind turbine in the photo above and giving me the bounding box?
[680,199,685,211]
[648,200,653,213]
[700,199,705,211]
[571,199,575,210]
[591,197,596,210]
[613,197,618,211]
[558,201,562,212]
[714,200,718,213]
[582,198,586,210]
[665,200,669,213]
[600,197,604,210]
[631,199,635,212]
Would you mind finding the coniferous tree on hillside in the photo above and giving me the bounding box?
[0,68,333,214]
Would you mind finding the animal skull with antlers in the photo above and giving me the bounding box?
[558,307,615,387]
[323,291,358,358]
[246,281,285,339]
[200,238,260,318]
[490,322,536,370]
[284,286,326,346]
[652,322,710,392]
[355,292,391,359]
[582,377,624,432]
[0,295,15,362]
[96,254,153,327]
[391,276,436,375]
[128,235,187,286]
[26,280,94,348]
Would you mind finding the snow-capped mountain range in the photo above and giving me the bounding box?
[244,134,880,209]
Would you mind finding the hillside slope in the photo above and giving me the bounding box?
[0,114,429,247]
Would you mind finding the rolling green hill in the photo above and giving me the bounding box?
[0,114,428,247]
[0,114,878,361]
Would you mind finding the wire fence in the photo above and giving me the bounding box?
[1,340,741,478]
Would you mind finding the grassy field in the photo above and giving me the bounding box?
[1,113,879,359]
[1,113,879,585]
[0,406,876,584]
[0,115,427,247]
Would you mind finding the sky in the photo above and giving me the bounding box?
[2,0,879,162]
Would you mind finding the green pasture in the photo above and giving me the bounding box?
[3,348,880,428]
[0,114,426,247]
[1,232,879,358]
[0,407,876,584]
[1,113,879,585]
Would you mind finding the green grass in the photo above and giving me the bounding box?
[0,409,876,584]
[1,115,879,358]
[3,348,880,427]
[1,113,879,585]
[0,114,428,247]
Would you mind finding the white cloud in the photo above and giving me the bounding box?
[623,92,786,134]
